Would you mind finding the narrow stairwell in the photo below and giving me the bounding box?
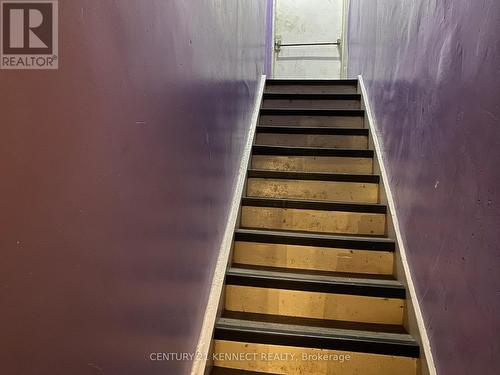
[211,79,420,375]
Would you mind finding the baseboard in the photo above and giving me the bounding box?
[357,75,437,375]
[190,74,266,375]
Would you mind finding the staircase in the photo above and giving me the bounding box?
[211,79,420,375]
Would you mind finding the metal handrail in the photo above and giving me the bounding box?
[280,42,340,47]
[274,39,341,53]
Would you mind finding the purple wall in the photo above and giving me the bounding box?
[348,1,500,374]
[0,1,266,374]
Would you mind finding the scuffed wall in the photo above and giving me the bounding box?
[348,1,500,374]
[0,1,266,374]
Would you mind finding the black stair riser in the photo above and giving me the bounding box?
[234,229,395,252]
[222,311,407,334]
[247,170,380,184]
[214,327,420,358]
[266,79,358,86]
[256,126,368,135]
[260,108,364,117]
[263,93,361,100]
[226,273,405,299]
[242,197,387,214]
[252,145,373,158]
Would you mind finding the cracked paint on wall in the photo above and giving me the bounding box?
[348,1,500,373]
[0,1,266,374]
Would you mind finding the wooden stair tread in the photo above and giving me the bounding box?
[226,266,405,298]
